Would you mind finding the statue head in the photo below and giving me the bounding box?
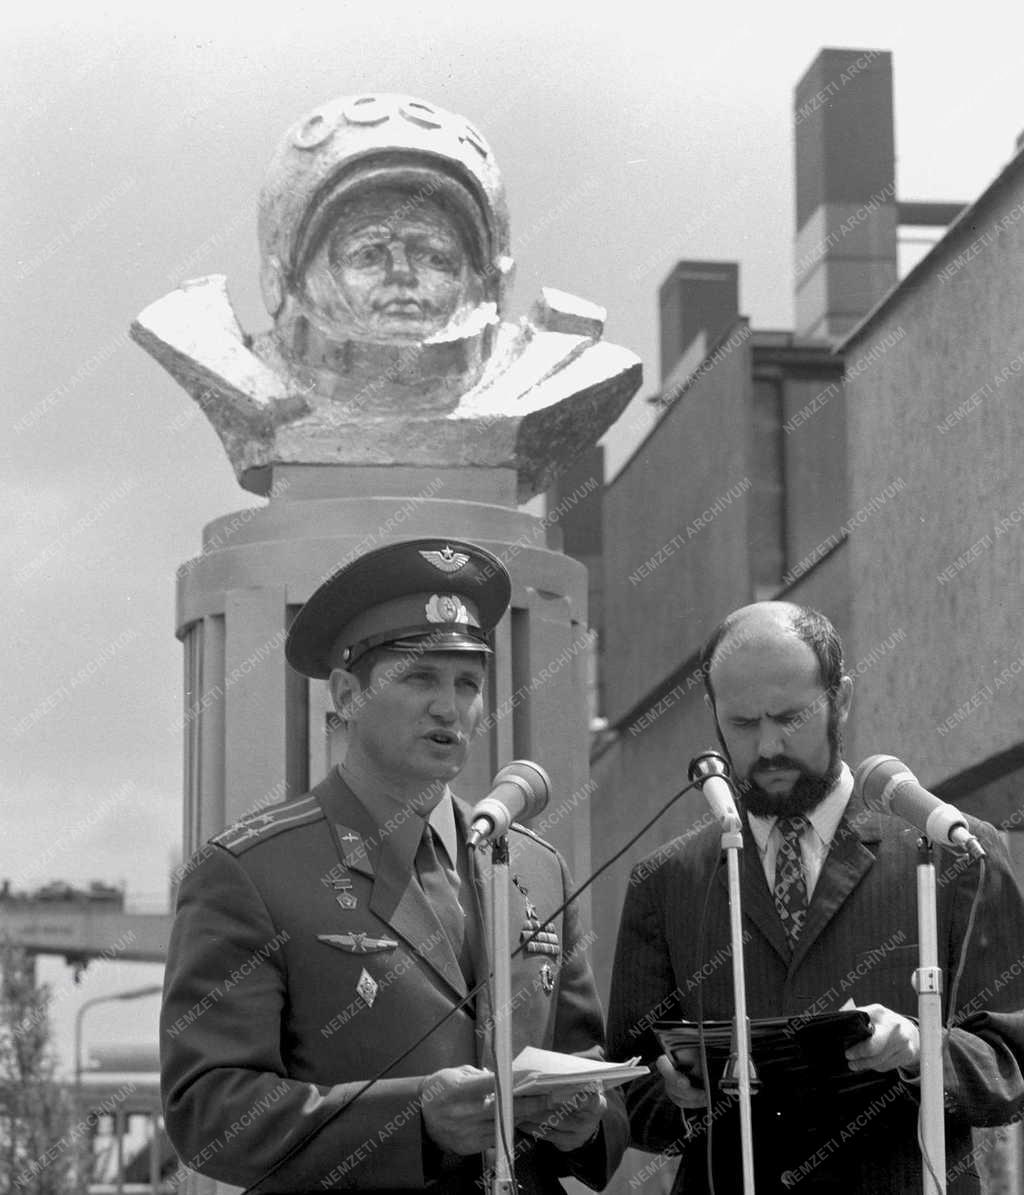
[303,184,482,342]
[259,94,514,371]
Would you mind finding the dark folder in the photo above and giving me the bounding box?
[654,1011,894,1132]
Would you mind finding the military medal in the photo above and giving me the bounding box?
[513,874,558,954]
[521,927,560,956]
[329,876,358,910]
[357,968,379,1007]
[539,963,555,995]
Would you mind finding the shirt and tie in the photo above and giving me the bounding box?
[746,763,854,947]
[416,797,475,984]
[342,770,477,987]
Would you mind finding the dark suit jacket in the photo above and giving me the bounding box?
[607,788,1024,1195]
[160,769,627,1192]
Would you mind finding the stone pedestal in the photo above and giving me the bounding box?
[175,474,595,892]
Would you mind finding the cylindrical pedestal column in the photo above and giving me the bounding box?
[174,478,594,896]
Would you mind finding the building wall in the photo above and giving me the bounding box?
[841,152,1024,797]
[781,372,848,573]
[601,319,753,727]
[658,261,740,382]
[591,682,715,994]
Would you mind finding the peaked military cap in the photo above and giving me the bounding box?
[286,537,511,679]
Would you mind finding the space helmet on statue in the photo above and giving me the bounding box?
[258,93,515,384]
[132,88,643,501]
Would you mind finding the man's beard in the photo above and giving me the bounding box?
[724,705,844,818]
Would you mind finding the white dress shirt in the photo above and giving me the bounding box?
[747,762,854,897]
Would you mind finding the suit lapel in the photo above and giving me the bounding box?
[790,797,883,969]
[721,825,791,962]
[718,793,885,970]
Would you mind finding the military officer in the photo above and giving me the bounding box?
[160,537,627,1192]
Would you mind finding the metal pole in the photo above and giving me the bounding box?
[115,1105,125,1195]
[915,839,946,1194]
[75,996,104,1107]
[489,834,515,1195]
[149,1110,161,1193]
[721,817,757,1194]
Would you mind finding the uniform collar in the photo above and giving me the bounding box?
[427,790,460,870]
[337,763,454,873]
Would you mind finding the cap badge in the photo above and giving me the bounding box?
[426,594,470,624]
[420,546,470,574]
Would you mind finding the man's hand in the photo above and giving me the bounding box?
[420,1066,496,1155]
[845,1004,920,1075]
[515,1084,607,1151]
[655,1054,708,1108]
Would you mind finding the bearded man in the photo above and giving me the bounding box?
[608,601,1024,1194]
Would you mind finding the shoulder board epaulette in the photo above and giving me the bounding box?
[509,821,558,854]
[211,794,324,856]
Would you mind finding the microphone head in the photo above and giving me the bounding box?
[492,759,551,821]
[853,754,908,803]
[688,749,731,785]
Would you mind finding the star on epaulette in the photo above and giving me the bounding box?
[420,545,469,573]
[211,796,324,856]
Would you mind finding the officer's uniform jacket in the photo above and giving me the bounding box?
[161,768,627,1192]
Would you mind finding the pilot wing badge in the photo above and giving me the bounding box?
[420,545,470,573]
[318,932,398,954]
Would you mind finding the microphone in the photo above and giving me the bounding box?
[689,749,741,829]
[854,754,986,860]
[467,760,551,848]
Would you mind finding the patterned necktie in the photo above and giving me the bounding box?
[773,815,809,949]
[415,825,473,983]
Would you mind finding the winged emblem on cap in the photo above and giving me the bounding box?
[420,546,470,573]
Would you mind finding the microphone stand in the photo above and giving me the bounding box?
[487,833,516,1195]
[718,804,758,1195]
[914,837,946,1195]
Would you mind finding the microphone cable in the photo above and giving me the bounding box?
[239,774,704,1192]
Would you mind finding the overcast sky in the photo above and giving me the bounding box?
[3,0,1022,1073]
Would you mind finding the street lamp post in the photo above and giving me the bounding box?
[73,984,163,1193]
[74,983,163,1094]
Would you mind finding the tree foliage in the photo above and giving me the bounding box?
[0,939,85,1193]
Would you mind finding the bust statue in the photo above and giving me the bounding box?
[132,93,641,501]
